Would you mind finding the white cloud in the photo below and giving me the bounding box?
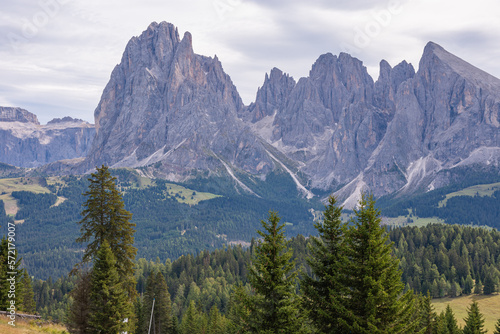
[0,0,499,123]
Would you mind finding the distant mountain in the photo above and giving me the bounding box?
[0,107,95,167]
[2,22,499,207]
[82,22,275,189]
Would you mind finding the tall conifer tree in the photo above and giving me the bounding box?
[77,165,137,294]
[417,292,437,334]
[436,304,461,334]
[141,271,173,334]
[302,196,349,332]
[493,317,500,334]
[67,269,91,334]
[20,268,35,313]
[245,211,304,333]
[88,240,133,334]
[462,301,486,334]
[343,193,417,333]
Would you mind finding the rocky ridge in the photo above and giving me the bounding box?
[80,24,500,206]
[0,108,95,168]
[3,22,499,207]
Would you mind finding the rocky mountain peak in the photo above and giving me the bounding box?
[244,67,296,122]
[47,116,88,124]
[0,107,40,124]
[83,21,271,179]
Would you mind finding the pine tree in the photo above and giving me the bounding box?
[227,283,252,334]
[418,292,437,334]
[77,165,137,293]
[474,278,482,294]
[245,211,304,333]
[67,269,91,334]
[436,305,460,334]
[180,300,202,334]
[483,274,496,295]
[0,236,9,310]
[493,317,500,334]
[301,195,349,332]
[207,305,226,334]
[141,271,173,334]
[0,235,24,311]
[88,240,133,334]
[20,268,35,313]
[463,274,474,294]
[462,301,486,334]
[342,193,418,333]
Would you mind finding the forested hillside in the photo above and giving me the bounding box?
[0,169,320,279]
[32,223,500,326]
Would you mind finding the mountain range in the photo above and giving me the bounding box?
[1,21,499,208]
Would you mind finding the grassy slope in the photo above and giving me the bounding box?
[160,183,221,205]
[0,178,51,217]
[0,316,68,334]
[382,216,445,228]
[438,182,500,207]
[0,173,220,220]
[432,293,500,332]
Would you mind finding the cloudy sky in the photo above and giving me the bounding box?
[1,0,499,124]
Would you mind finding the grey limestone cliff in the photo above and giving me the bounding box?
[73,22,500,205]
[83,22,274,180]
[0,108,95,167]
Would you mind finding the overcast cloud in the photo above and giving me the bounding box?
[1,0,499,123]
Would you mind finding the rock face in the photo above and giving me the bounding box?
[83,22,274,180]
[243,42,500,206]
[0,108,95,167]
[0,107,40,124]
[75,22,500,205]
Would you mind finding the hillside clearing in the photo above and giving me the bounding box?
[432,293,500,332]
[438,182,500,207]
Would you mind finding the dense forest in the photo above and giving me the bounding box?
[1,166,500,332]
[379,165,500,229]
[1,166,500,279]
[0,169,321,279]
[29,223,500,327]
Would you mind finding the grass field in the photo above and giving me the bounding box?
[162,183,221,205]
[432,293,500,332]
[0,178,51,216]
[382,215,445,227]
[0,316,68,334]
[438,182,500,207]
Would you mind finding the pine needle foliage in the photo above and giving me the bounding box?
[246,211,304,333]
[342,193,418,334]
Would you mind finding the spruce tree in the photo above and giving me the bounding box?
[245,211,304,333]
[180,300,203,334]
[207,305,226,334]
[342,193,417,333]
[418,292,437,334]
[20,268,35,313]
[494,317,500,334]
[301,195,349,332]
[436,305,461,334]
[483,274,496,295]
[67,269,91,334]
[0,236,9,309]
[227,283,252,333]
[474,278,482,294]
[141,271,173,334]
[88,240,133,334]
[77,165,137,294]
[462,301,486,334]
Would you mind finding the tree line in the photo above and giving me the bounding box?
[62,166,500,333]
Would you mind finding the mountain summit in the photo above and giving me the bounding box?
[83,21,275,185]
[12,23,499,206]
